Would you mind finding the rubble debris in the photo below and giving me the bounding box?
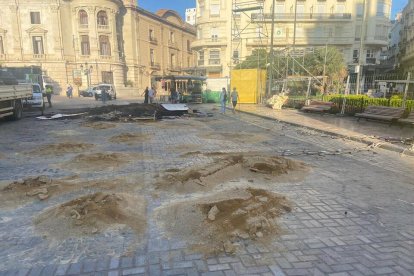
[266,95,289,110]
[30,143,93,156]
[34,193,146,239]
[156,188,292,255]
[36,113,86,120]
[67,152,130,170]
[157,153,308,193]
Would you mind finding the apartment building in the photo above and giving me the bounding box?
[0,0,196,95]
[186,8,197,25]
[400,1,414,75]
[192,0,391,78]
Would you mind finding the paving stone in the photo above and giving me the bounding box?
[208,264,231,271]
[120,257,134,269]
[110,258,120,270]
[55,264,69,275]
[108,271,119,276]
[66,262,82,275]
[121,267,145,275]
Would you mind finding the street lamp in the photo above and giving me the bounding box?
[80,63,93,88]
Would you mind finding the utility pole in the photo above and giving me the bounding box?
[322,43,328,93]
[267,0,276,96]
[403,72,411,108]
[356,0,366,95]
[292,0,298,75]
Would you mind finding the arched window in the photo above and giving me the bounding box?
[97,11,108,26]
[99,35,111,56]
[79,10,88,26]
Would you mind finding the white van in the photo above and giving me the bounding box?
[23,83,45,114]
[94,84,117,100]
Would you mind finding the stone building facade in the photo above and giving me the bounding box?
[400,0,414,75]
[193,0,391,78]
[0,0,196,95]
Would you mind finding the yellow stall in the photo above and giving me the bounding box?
[230,69,267,104]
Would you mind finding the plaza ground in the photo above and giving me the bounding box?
[0,97,413,275]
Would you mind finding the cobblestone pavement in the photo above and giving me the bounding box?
[0,105,413,276]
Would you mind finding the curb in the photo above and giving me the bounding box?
[237,108,414,157]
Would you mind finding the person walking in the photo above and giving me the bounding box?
[220,87,227,114]
[45,85,53,108]
[101,87,108,104]
[66,84,73,98]
[148,87,155,104]
[142,87,149,104]
[230,87,239,113]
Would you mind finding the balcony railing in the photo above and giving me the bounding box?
[79,24,88,29]
[209,59,221,65]
[33,54,45,59]
[100,55,112,60]
[168,40,177,48]
[150,62,160,69]
[97,24,109,30]
[252,13,352,21]
[150,37,158,44]
[366,57,377,64]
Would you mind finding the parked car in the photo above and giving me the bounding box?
[23,83,45,115]
[94,84,117,100]
[79,86,97,97]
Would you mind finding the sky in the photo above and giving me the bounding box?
[139,0,195,19]
[139,0,407,20]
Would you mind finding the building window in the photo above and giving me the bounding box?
[233,50,239,64]
[99,35,111,56]
[187,56,190,67]
[377,1,389,17]
[80,35,90,55]
[30,12,41,24]
[209,50,220,65]
[32,36,44,55]
[170,53,176,68]
[198,50,204,66]
[356,4,364,18]
[101,71,113,84]
[0,36,4,54]
[210,4,220,16]
[211,27,218,41]
[187,40,191,52]
[97,11,108,26]
[169,31,175,43]
[79,10,88,26]
[149,29,154,40]
[353,49,359,62]
[366,49,374,58]
[150,49,155,64]
[355,25,361,41]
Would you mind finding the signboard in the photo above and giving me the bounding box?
[73,69,82,86]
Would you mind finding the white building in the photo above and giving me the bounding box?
[185,8,196,25]
[192,0,392,78]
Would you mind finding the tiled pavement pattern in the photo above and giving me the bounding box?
[0,108,413,275]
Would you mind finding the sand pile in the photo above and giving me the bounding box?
[156,188,291,255]
[81,121,116,130]
[0,176,73,207]
[67,152,129,170]
[157,153,308,193]
[30,143,93,156]
[35,192,146,239]
[109,133,148,144]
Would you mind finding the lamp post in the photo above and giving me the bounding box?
[80,63,93,88]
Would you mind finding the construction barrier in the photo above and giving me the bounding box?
[231,69,267,104]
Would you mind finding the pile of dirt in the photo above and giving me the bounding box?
[157,153,308,193]
[156,188,291,255]
[67,152,129,170]
[35,192,146,239]
[81,121,117,129]
[30,143,93,156]
[0,176,75,207]
[109,133,149,144]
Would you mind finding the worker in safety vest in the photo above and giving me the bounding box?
[45,85,53,108]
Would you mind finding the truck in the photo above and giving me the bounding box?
[0,69,38,120]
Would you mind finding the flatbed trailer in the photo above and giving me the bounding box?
[0,84,32,120]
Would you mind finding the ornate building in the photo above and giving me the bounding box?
[0,0,196,95]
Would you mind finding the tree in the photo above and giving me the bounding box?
[235,49,268,70]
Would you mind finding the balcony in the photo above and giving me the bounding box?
[100,55,112,60]
[366,57,377,64]
[150,37,158,45]
[33,54,45,59]
[191,38,228,49]
[97,24,109,30]
[251,13,352,22]
[79,24,88,29]
[209,59,221,65]
[168,40,177,49]
[150,62,160,70]
[169,65,181,72]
